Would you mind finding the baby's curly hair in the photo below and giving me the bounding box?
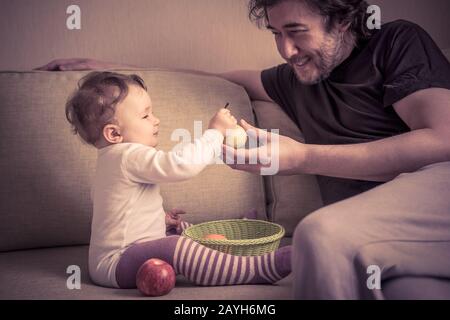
[65,72,147,146]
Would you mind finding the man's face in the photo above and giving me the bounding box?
[266,0,350,84]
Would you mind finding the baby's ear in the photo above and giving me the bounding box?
[103,124,123,144]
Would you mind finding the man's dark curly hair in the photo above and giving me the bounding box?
[248,0,373,40]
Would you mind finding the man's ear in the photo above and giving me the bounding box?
[103,124,123,144]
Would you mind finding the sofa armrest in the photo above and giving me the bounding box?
[251,100,323,236]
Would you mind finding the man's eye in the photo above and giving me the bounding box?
[143,115,149,119]
[290,29,307,34]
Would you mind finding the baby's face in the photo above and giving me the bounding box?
[114,85,160,147]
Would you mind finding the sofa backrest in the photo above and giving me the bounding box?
[0,70,268,252]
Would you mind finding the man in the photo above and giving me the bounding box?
[37,0,450,299]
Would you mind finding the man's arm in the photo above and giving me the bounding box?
[34,58,141,71]
[35,58,272,102]
[301,88,450,181]
[218,70,273,102]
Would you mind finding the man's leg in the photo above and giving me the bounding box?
[292,161,450,299]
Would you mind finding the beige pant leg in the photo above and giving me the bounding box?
[292,161,450,299]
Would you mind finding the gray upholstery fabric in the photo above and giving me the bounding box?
[0,245,293,300]
[443,48,450,61]
[0,70,267,252]
[383,277,450,300]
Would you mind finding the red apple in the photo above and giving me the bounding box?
[136,258,176,297]
[203,234,228,240]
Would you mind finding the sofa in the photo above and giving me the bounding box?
[0,69,323,300]
[1,48,450,299]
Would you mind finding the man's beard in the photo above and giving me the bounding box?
[290,31,353,85]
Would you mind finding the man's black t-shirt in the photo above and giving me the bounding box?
[261,20,450,205]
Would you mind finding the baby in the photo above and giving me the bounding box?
[65,71,291,289]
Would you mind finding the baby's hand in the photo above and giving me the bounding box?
[208,108,238,136]
[165,208,186,234]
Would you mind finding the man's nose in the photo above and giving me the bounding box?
[279,36,299,59]
[154,117,160,126]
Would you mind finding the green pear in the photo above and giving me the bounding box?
[225,125,247,148]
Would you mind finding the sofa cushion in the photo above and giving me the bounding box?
[0,70,266,252]
[383,277,450,300]
[252,101,323,236]
[0,245,293,300]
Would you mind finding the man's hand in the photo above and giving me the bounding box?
[165,208,187,234]
[34,58,137,71]
[222,119,306,176]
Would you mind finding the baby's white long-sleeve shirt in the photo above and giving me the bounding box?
[89,129,224,288]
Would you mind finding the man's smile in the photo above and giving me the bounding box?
[294,56,312,67]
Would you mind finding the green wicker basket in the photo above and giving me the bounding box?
[182,219,285,256]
